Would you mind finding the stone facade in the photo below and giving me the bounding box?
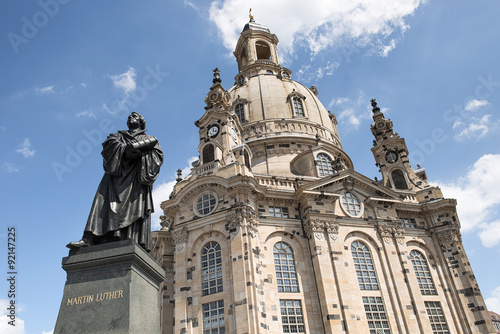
[150,18,494,334]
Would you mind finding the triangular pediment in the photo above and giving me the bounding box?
[299,169,404,203]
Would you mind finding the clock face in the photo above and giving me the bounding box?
[376,121,385,129]
[207,124,219,138]
[385,151,398,164]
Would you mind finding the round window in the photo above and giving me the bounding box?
[341,191,363,217]
[194,192,218,217]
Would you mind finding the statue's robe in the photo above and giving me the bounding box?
[84,129,163,250]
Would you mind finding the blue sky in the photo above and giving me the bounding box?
[1,0,499,333]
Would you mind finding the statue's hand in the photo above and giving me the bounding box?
[126,143,141,159]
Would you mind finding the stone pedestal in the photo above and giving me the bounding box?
[54,239,165,334]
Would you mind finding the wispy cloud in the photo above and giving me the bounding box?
[209,0,425,63]
[76,110,96,119]
[184,0,198,11]
[329,92,373,130]
[35,85,55,95]
[453,114,494,141]
[2,162,20,173]
[110,67,137,96]
[435,154,500,247]
[464,99,490,112]
[16,138,36,158]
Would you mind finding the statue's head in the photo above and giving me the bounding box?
[127,112,146,130]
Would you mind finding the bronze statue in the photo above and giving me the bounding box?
[68,112,163,250]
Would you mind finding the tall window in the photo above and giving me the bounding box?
[203,144,215,163]
[352,241,379,290]
[316,153,334,176]
[280,300,305,333]
[342,192,362,217]
[425,301,450,334]
[274,242,299,292]
[203,300,225,334]
[202,241,223,296]
[235,103,246,123]
[293,97,304,116]
[391,169,408,190]
[362,296,391,334]
[409,250,436,295]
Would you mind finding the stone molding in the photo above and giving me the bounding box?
[304,219,338,241]
[226,206,260,237]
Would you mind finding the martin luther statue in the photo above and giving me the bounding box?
[68,112,163,251]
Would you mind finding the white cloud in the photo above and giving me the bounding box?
[454,114,492,141]
[0,299,25,334]
[486,286,500,314]
[435,154,500,246]
[209,0,425,62]
[478,221,500,248]
[16,138,36,158]
[184,0,198,11]
[110,67,137,96]
[35,85,55,95]
[464,99,490,112]
[76,110,96,119]
[329,91,372,130]
[42,330,54,334]
[151,157,198,230]
[2,163,20,173]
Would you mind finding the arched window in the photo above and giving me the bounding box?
[409,250,437,295]
[274,242,299,292]
[316,153,334,176]
[256,41,271,60]
[244,150,251,169]
[235,103,246,123]
[202,144,214,164]
[391,169,408,190]
[351,241,379,290]
[201,241,223,296]
[292,97,304,116]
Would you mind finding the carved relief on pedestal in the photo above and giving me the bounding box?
[172,227,188,252]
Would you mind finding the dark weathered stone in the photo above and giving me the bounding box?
[54,239,165,334]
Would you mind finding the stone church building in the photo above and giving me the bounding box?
[150,18,494,334]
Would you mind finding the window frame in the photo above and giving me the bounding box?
[351,240,379,290]
[362,296,391,334]
[201,241,223,296]
[274,242,300,293]
[425,301,450,334]
[409,250,437,295]
[269,206,289,218]
[202,299,225,334]
[341,191,364,218]
[279,299,306,333]
[316,153,335,177]
[194,191,218,217]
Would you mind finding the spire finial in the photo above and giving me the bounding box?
[249,8,254,22]
[370,98,380,114]
[213,68,221,84]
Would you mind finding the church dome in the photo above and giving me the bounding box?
[225,18,352,177]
